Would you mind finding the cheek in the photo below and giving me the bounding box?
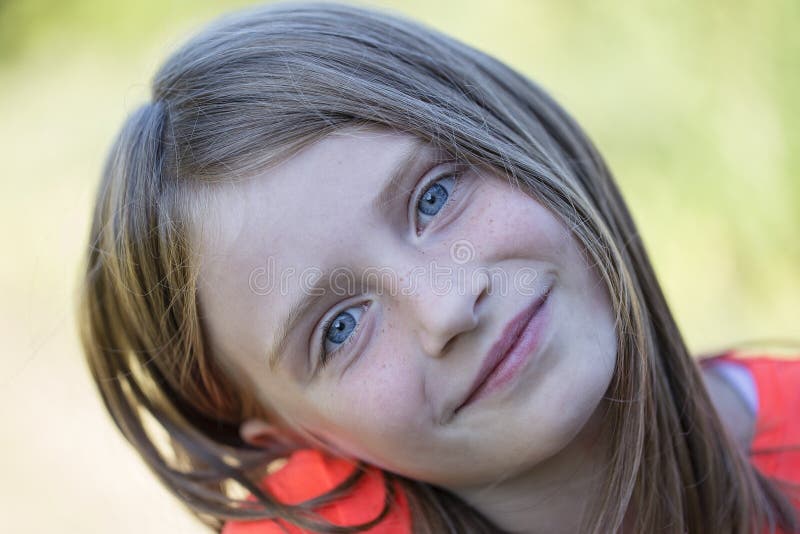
[465,179,573,267]
[301,343,430,464]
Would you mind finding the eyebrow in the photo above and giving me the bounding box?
[370,138,429,214]
[266,138,431,370]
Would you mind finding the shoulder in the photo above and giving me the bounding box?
[700,350,800,493]
[222,449,412,534]
[701,350,800,431]
[700,349,800,450]
[701,356,758,451]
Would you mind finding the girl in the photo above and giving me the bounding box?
[76,2,800,533]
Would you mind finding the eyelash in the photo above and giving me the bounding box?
[315,163,465,368]
[317,302,369,368]
[412,163,464,235]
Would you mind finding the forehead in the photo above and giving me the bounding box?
[196,126,427,263]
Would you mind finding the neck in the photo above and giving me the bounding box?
[451,399,632,534]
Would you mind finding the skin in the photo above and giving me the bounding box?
[194,124,631,532]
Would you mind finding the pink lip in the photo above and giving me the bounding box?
[454,285,553,414]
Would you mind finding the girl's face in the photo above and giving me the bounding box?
[196,126,617,490]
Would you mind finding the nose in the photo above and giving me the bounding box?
[398,263,490,357]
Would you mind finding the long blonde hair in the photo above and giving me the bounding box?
[77,2,799,532]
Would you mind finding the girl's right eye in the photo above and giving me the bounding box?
[318,303,367,367]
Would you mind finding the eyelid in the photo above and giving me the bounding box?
[314,301,370,371]
[411,160,466,235]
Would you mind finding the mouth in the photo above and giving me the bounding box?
[453,284,553,415]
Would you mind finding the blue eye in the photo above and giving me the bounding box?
[319,304,366,366]
[415,172,458,230]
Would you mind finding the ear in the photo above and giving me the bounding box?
[239,418,300,450]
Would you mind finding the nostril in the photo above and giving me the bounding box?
[441,336,457,356]
[474,273,490,310]
[476,286,488,307]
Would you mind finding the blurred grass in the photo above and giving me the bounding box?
[0,0,797,532]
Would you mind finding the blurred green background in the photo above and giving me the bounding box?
[0,0,797,531]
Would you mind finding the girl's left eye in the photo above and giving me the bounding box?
[318,303,367,367]
[414,168,462,232]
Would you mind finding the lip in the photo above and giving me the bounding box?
[454,284,553,414]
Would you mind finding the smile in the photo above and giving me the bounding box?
[454,284,554,414]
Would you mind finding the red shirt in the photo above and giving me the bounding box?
[221,449,412,533]
[224,351,800,533]
[701,351,800,515]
